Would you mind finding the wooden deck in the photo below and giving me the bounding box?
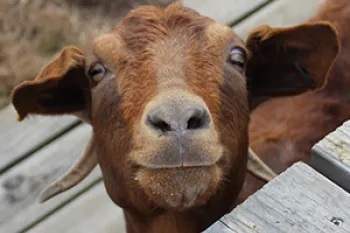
[205,162,350,233]
[1,0,350,232]
[312,120,350,193]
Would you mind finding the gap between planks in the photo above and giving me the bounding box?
[0,105,81,175]
[0,124,103,233]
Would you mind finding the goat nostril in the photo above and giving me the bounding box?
[187,116,204,130]
[148,117,172,133]
[186,110,210,130]
[146,104,210,133]
[154,120,172,133]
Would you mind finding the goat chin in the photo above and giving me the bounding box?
[136,166,222,210]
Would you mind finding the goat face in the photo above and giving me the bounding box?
[13,4,250,212]
[90,5,250,211]
[11,2,340,218]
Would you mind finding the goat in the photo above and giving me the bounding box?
[11,3,339,233]
[239,0,350,203]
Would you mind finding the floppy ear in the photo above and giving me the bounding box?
[11,46,91,121]
[11,46,99,202]
[246,21,340,109]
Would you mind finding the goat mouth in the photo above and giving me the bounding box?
[129,145,227,170]
[134,161,219,170]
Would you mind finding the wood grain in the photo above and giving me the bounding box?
[0,124,103,233]
[0,105,79,173]
[312,120,350,193]
[27,182,126,233]
[204,162,350,233]
[184,0,269,25]
[234,0,324,40]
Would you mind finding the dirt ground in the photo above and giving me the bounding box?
[0,0,175,109]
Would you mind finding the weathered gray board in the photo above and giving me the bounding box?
[234,0,324,40]
[0,105,79,173]
[0,124,103,233]
[312,120,350,193]
[184,0,268,25]
[204,162,350,233]
[26,182,126,233]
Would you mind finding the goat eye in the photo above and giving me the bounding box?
[229,48,246,70]
[88,62,106,82]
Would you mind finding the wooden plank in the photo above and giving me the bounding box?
[234,0,324,40]
[0,105,79,173]
[311,120,350,193]
[204,162,350,233]
[27,182,126,233]
[0,124,103,233]
[184,0,269,25]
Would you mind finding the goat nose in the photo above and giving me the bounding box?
[146,102,211,133]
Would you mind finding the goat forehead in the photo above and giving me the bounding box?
[151,36,187,90]
[114,3,237,53]
[91,4,240,67]
[90,5,244,108]
[92,33,126,67]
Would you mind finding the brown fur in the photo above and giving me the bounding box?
[241,0,350,203]
[11,3,340,233]
[246,21,340,109]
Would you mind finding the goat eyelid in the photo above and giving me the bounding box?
[87,61,108,83]
[228,47,247,71]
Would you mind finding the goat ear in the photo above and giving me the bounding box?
[39,135,97,203]
[246,21,340,107]
[11,46,90,121]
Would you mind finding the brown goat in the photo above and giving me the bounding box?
[11,3,339,233]
[239,0,350,203]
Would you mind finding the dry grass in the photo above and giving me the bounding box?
[0,0,175,109]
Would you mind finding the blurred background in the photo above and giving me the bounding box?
[0,0,176,109]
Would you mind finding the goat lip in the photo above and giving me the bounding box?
[129,151,227,171]
[128,142,225,171]
[131,156,221,170]
[132,162,217,170]
[155,164,214,170]
[129,149,223,170]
